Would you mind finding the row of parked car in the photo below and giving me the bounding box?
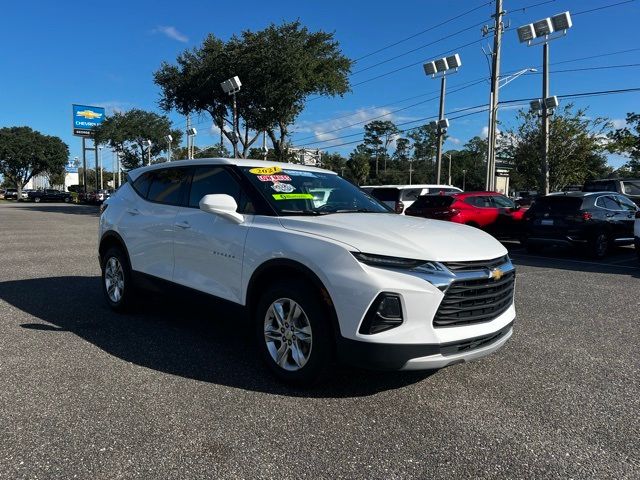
[1,188,113,204]
[364,180,640,260]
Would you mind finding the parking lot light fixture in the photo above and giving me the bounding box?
[423,53,461,184]
[221,76,242,158]
[517,11,572,195]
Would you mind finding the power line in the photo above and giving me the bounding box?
[573,0,636,16]
[294,79,487,142]
[352,1,492,63]
[301,87,640,150]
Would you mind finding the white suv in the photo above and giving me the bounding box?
[99,159,515,384]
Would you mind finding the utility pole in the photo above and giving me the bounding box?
[99,146,103,190]
[485,0,504,191]
[409,159,414,185]
[435,74,446,184]
[447,153,452,185]
[262,130,268,160]
[542,42,550,195]
[186,114,192,159]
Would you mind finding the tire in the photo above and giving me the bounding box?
[589,231,609,259]
[34,197,41,203]
[64,197,71,203]
[255,280,333,385]
[101,246,133,312]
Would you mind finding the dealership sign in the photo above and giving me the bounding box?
[72,104,105,137]
[65,157,80,173]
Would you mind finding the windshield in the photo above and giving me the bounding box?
[240,167,392,215]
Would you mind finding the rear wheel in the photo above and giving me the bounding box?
[101,246,133,312]
[589,232,609,259]
[255,280,333,385]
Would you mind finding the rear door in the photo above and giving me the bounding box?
[405,195,454,219]
[119,167,189,280]
[369,188,399,211]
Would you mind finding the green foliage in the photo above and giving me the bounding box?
[347,145,370,185]
[320,152,347,175]
[172,144,231,160]
[154,20,351,160]
[363,120,399,175]
[502,105,611,191]
[0,126,69,197]
[608,113,640,176]
[93,109,182,171]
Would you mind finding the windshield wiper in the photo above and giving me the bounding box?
[280,209,328,216]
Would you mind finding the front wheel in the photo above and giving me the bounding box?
[64,196,71,203]
[255,281,333,385]
[33,197,41,203]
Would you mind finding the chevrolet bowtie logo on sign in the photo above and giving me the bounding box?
[76,109,103,120]
[72,104,106,137]
[489,268,504,281]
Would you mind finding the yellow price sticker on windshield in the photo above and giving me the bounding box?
[272,193,314,201]
[249,166,282,175]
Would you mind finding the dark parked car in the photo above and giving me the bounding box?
[405,191,527,238]
[3,188,18,200]
[583,178,640,206]
[522,192,638,258]
[28,189,72,203]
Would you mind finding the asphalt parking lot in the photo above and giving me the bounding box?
[0,202,638,479]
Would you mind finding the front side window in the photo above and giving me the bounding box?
[188,166,253,213]
[240,167,391,215]
[147,168,190,205]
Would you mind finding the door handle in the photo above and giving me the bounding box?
[175,221,191,229]
[126,208,140,216]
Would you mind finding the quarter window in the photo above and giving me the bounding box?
[147,168,190,206]
[132,172,153,198]
[614,195,638,212]
[595,195,620,210]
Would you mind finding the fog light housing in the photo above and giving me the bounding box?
[359,293,404,335]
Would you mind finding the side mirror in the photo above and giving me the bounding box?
[199,194,244,224]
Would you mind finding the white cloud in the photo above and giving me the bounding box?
[447,136,462,145]
[294,107,419,148]
[480,126,489,138]
[611,118,627,129]
[91,100,133,115]
[153,25,188,43]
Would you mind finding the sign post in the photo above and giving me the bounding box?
[72,105,105,195]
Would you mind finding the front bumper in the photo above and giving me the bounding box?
[337,321,514,370]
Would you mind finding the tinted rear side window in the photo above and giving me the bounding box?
[370,188,399,202]
[147,168,189,205]
[529,196,584,214]
[132,172,153,198]
[412,195,454,208]
[622,181,640,195]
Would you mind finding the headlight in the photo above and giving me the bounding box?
[351,252,444,272]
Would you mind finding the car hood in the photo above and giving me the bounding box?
[279,213,507,262]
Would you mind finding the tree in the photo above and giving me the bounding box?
[172,144,231,160]
[363,120,399,176]
[154,21,352,160]
[347,145,370,185]
[408,123,440,183]
[93,109,182,171]
[0,127,69,199]
[320,152,347,176]
[608,113,640,176]
[503,105,611,191]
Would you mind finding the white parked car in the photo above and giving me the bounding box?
[99,159,515,384]
[362,184,463,214]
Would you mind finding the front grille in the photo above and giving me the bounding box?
[443,255,509,272]
[434,270,515,327]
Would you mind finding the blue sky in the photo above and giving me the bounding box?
[1,0,638,169]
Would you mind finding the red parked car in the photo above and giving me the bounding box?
[405,191,527,237]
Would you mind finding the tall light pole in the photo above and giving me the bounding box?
[98,146,103,190]
[165,134,173,162]
[518,11,573,195]
[186,128,197,159]
[220,76,242,159]
[424,54,461,184]
[462,169,467,191]
[447,153,452,185]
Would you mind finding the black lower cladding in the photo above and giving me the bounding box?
[433,270,515,327]
[336,321,513,370]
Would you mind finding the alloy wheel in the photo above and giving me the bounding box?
[104,256,125,303]
[264,298,313,371]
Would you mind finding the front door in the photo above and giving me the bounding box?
[173,166,253,303]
